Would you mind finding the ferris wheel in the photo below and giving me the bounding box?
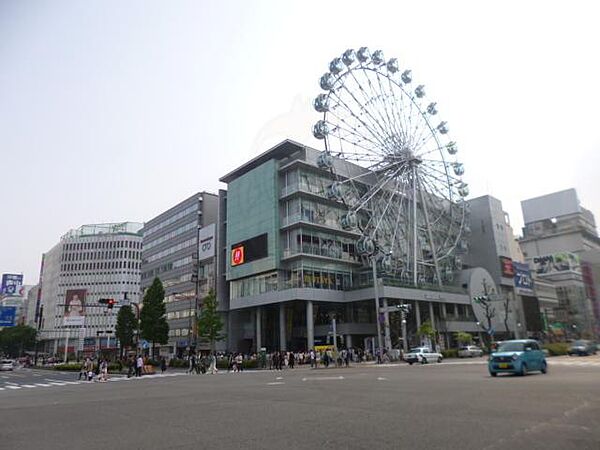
[312,47,468,287]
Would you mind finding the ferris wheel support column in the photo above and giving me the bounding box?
[412,166,418,286]
[417,173,443,287]
[372,257,384,354]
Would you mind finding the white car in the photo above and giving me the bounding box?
[404,347,443,365]
[0,359,14,371]
[458,345,484,358]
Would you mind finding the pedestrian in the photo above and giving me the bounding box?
[99,359,108,382]
[136,354,143,377]
[310,349,316,369]
[289,352,295,369]
[78,359,87,380]
[127,355,135,378]
[160,357,167,374]
[273,352,280,371]
[189,354,197,374]
[235,353,243,373]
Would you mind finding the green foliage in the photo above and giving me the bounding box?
[140,278,169,354]
[417,320,435,339]
[543,343,569,356]
[197,290,226,352]
[441,349,458,358]
[0,325,37,358]
[53,363,82,371]
[168,359,189,368]
[454,331,473,345]
[115,305,138,350]
[216,357,258,370]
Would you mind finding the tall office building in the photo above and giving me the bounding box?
[141,192,219,356]
[38,222,143,355]
[519,189,600,338]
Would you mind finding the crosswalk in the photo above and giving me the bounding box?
[0,372,187,393]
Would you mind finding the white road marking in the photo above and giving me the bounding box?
[0,387,4,391]
[267,382,285,385]
[21,385,37,388]
[34,383,51,387]
[302,376,344,381]
[48,382,67,386]
[377,377,388,381]
[276,376,283,380]
[5,385,21,390]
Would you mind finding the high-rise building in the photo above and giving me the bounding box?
[38,222,143,356]
[141,192,219,357]
[519,189,600,338]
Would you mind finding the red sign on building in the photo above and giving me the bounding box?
[231,246,245,266]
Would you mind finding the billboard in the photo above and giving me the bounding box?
[64,289,86,326]
[198,223,216,261]
[1,273,24,296]
[532,252,580,275]
[513,262,534,295]
[0,306,17,327]
[499,257,515,278]
[230,233,268,267]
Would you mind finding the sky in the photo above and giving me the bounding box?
[1,0,599,284]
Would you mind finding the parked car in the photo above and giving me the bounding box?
[0,359,14,371]
[568,340,597,356]
[458,345,483,358]
[404,347,443,365]
[488,339,547,377]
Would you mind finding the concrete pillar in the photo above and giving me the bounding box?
[255,307,262,352]
[383,298,392,350]
[415,301,421,327]
[279,303,286,351]
[345,334,353,349]
[306,301,314,350]
[429,302,436,330]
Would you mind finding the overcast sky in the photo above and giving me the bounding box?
[1,1,599,284]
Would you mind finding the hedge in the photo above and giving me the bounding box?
[543,343,569,356]
[441,349,458,359]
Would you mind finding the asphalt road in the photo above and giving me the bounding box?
[1,358,599,450]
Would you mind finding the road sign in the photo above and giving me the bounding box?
[487,328,495,336]
[0,306,17,327]
[141,340,149,349]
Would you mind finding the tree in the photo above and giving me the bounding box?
[0,325,37,358]
[417,320,435,347]
[197,289,226,353]
[115,305,138,357]
[140,277,169,358]
[502,293,513,338]
[454,331,473,346]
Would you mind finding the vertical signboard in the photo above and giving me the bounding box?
[499,257,515,278]
[513,262,534,295]
[1,274,24,296]
[64,289,86,326]
[0,306,17,327]
[198,223,216,261]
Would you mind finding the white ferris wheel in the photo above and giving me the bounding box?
[312,47,468,287]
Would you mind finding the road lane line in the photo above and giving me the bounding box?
[302,376,344,381]
[5,385,21,389]
[21,385,37,388]
[267,382,285,385]
[34,383,51,387]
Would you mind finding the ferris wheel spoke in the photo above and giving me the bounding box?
[370,70,404,143]
[334,83,395,149]
[349,69,401,144]
[329,91,390,152]
[372,166,408,235]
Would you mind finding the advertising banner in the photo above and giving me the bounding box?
[532,252,580,275]
[1,273,24,296]
[0,306,17,327]
[513,262,534,295]
[64,289,86,326]
[198,223,216,261]
[499,257,515,278]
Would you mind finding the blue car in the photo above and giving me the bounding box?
[488,339,548,377]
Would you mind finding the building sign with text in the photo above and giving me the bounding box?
[513,262,534,295]
[198,223,216,262]
[532,252,580,275]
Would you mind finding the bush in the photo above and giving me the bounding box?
[543,343,569,356]
[53,363,82,371]
[145,359,161,367]
[441,349,458,359]
[169,359,188,368]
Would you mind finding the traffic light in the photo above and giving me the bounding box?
[473,295,488,304]
[98,298,116,309]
